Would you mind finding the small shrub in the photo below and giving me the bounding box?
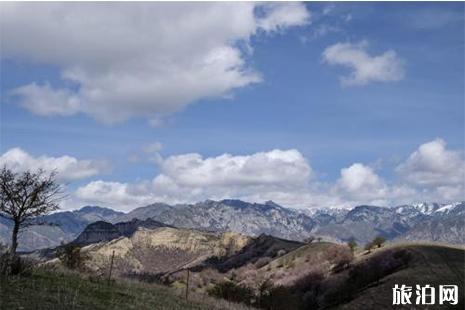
[58,243,87,271]
[372,236,386,248]
[207,280,254,305]
[254,257,271,269]
[347,238,357,254]
[258,285,301,310]
[0,254,33,276]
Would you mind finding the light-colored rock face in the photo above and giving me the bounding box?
[220,231,250,251]
[81,227,251,275]
[85,236,134,257]
[129,227,249,255]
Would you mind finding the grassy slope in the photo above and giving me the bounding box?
[0,269,246,310]
[337,243,465,309]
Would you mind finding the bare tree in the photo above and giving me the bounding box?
[0,167,63,256]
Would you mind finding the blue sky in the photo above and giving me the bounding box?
[1,2,464,211]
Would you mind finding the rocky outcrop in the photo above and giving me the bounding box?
[81,227,251,275]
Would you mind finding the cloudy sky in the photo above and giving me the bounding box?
[1,2,464,211]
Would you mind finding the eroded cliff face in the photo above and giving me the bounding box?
[81,227,251,276]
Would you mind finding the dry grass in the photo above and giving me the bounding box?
[0,267,253,310]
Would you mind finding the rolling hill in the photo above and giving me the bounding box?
[327,244,465,309]
[33,219,464,310]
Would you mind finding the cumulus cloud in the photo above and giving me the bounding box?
[47,138,464,211]
[331,163,417,207]
[73,149,314,211]
[0,148,106,181]
[257,3,311,32]
[332,139,465,206]
[11,83,80,116]
[74,181,155,209]
[396,139,464,201]
[335,163,388,201]
[322,41,405,86]
[1,2,309,124]
[158,149,311,188]
[396,139,464,186]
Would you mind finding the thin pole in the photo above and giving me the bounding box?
[108,250,115,285]
[185,268,190,301]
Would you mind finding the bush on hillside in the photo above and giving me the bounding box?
[372,236,386,248]
[58,243,87,271]
[347,238,357,253]
[207,280,255,305]
[258,284,302,310]
[254,257,272,268]
[318,248,413,308]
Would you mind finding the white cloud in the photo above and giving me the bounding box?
[257,3,310,32]
[322,41,405,86]
[64,139,465,211]
[74,180,155,209]
[11,83,80,116]
[396,139,464,201]
[159,149,311,188]
[335,163,388,200]
[73,149,314,211]
[396,139,464,186]
[331,139,465,206]
[332,163,417,207]
[0,148,106,181]
[1,2,309,124]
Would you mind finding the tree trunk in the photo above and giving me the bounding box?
[10,221,19,256]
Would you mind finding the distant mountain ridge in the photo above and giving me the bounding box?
[117,200,316,241]
[1,200,463,251]
[116,200,464,245]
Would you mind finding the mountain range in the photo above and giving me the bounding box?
[1,199,463,251]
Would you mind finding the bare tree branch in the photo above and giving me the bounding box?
[0,166,64,256]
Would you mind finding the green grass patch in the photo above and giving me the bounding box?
[0,269,215,310]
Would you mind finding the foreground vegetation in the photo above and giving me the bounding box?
[1,239,463,310]
[0,267,249,310]
[205,243,465,309]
